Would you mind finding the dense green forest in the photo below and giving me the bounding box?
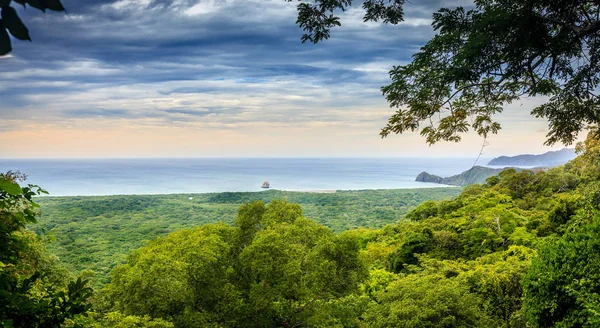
[33,188,460,285]
[2,132,600,327]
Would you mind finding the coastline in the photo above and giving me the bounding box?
[4,157,475,197]
[34,186,461,198]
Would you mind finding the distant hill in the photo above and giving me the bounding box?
[416,166,507,187]
[487,148,576,166]
[416,149,577,187]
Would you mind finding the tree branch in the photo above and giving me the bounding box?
[437,79,506,110]
[542,16,600,37]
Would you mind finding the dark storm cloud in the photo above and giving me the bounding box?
[0,0,472,125]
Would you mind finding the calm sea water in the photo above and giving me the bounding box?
[0,158,482,196]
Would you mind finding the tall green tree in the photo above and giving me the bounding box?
[364,273,491,327]
[519,131,600,327]
[103,200,367,328]
[0,171,93,327]
[291,0,600,145]
[523,217,600,327]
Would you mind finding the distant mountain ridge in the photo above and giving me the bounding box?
[415,149,575,187]
[487,148,576,166]
[416,166,507,187]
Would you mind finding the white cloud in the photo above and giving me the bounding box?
[109,0,152,10]
[0,0,566,158]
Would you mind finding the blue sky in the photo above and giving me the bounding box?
[0,0,570,158]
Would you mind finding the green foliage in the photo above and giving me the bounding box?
[48,134,598,327]
[364,273,490,327]
[465,246,534,328]
[85,312,174,328]
[547,193,580,229]
[416,166,507,186]
[107,223,237,325]
[382,1,600,145]
[34,188,460,286]
[376,186,541,266]
[0,171,92,327]
[0,0,66,56]
[387,229,432,272]
[523,217,600,327]
[11,133,600,328]
[351,138,600,325]
[404,200,438,221]
[235,200,267,247]
[285,0,404,43]
[290,0,600,145]
[101,200,367,327]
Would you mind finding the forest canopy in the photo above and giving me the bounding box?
[88,130,600,327]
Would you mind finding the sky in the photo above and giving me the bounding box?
[0,0,578,158]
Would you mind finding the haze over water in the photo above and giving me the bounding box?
[0,158,483,196]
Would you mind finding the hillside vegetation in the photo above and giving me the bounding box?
[415,166,506,186]
[81,132,600,327]
[3,132,600,327]
[34,188,460,285]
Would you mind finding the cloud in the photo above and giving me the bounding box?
[163,107,244,117]
[67,108,134,118]
[0,0,563,157]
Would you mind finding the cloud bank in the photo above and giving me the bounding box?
[0,0,561,158]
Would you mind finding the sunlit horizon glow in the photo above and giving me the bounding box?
[0,0,581,159]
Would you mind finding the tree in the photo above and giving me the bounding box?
[0,171,93,327]
[105,223,239,326]
[364,273,491,327]
[465,246,534,328]
[0,0,65,55]
[523,217,600,327]
[291,0,600,145]
[103,200,367,328]
[87,312,174,328]
[287,0,405,43]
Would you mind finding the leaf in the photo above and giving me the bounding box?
[0,179,22,196]
[41,0,64,11]
[1,6,30,41]
[0,20,11,55]
[26,0,45,12]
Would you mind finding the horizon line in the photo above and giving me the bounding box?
[0,156,493,160]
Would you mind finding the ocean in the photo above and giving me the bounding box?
[0,158,483,196]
